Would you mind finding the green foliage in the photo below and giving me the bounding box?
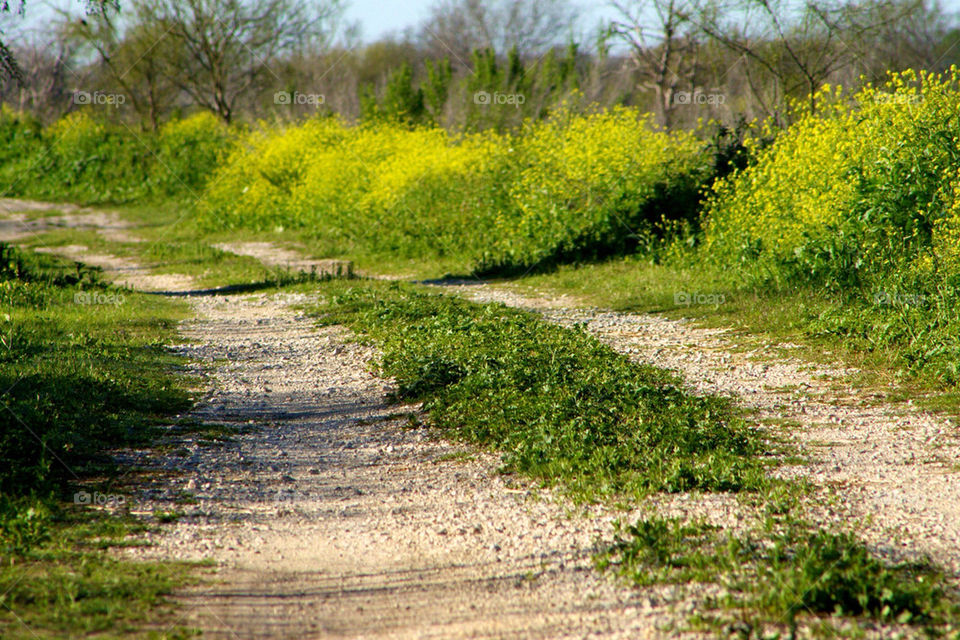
[0,243,192,497]
[151,112,234,196]
[313,281,766,497]
[0,498,53,556]
[0,110,232,204]
[361,63,428,125]
[0,106,43,169]
[595,517,718,586]
[423,58,453,119]
[761,530,946,624]
[0,242,198,637]
[0,499,197,639]
[599,516,958,633]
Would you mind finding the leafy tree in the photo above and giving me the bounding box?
[361,63,430,125]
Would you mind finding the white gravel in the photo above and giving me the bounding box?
[446,284,960,578]
[119,292,713,639]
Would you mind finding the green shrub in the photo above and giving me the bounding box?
[0,110,232,204]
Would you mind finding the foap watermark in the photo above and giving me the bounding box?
[73,90,126,108]
[474,90,526,108]
[674,90,726,106]
[74,490,126,507]
[872,290,927,306]
[74,291,125,307]
[873,93,922,105]
[674,291,726,307]
[274,90,325,106]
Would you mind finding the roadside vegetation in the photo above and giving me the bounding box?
[309,279,960,637]
[312,280,766,498]
[0,108,231,203]
[599,517,958,637]
[9,65,959,390]
[0,242,199,638]
[201,107,711,274]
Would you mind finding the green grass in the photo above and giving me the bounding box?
[0,242,202,637]
[0,243,194,494]
[513,255,960,416]
[309,280,770,499]
[0,503,200,639]
[598,515,960,636]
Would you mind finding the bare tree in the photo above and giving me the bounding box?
[1,1,118,88]
[691,0,928,117]
[831,0,955,81]
[608,0,701,128]
[0,29,83,121]
[132,0,345,123]
[419,0,579,64]
[64,3,181,129]
[1,1,26,87]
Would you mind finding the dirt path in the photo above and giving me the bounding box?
[122,292,692,639]
[185,234,960,583]
[442,284,960,575]
[0,198,139,243]
[0,206,698,638]
[6,204,960,635]
[215,241,354,277]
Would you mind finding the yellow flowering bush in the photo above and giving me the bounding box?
[703,70,960,288]
[485,108,708,270]
[202,107,708,271]
[203,119,513,260]
[701,69,960,383]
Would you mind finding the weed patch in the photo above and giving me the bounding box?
[598,515,959,635]
[311,280,769,498]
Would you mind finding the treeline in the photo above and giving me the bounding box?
[2,0,958,131]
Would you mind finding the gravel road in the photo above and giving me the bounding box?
[4,203,959,637]
[444,283,960,576]
[122,292,703,639]
[0,204,701,638]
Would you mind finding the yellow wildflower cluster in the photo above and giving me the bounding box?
[202,108,707,270]
[703,68,960,286]
[495,108,706,267]
[45,111,107,156]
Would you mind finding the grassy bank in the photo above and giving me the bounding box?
[0,242,199,638]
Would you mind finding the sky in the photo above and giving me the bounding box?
[344,0,435,41]
[8,0,960,45]
[343,0,617,42]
